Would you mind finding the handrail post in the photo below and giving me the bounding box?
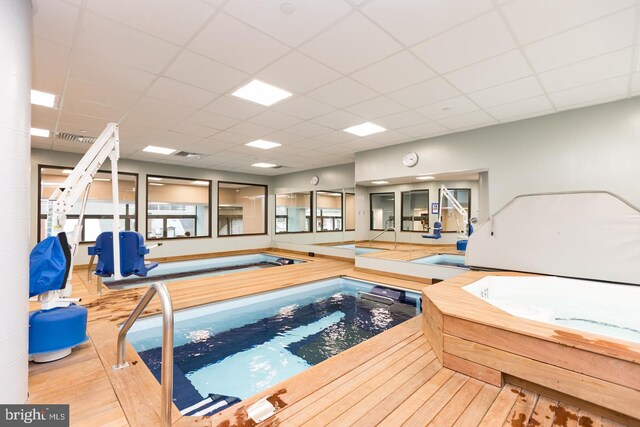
[113,282,174,427]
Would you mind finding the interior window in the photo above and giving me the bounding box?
[218,181,267,236]
[401,190,429,232]
[370,192,395,230]
[275,192,312,233]
[316,191,343,232]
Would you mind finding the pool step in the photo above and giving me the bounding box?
[180,394,240,417]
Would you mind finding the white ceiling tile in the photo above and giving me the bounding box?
[362,0,493,46]
[164,51,249,93]
[312,131,358,144]
[631,72,640,92]
[548,76,629,109]
[65,77,140,108]
[33,38,69,95]
[350,51,436,94]
[374,111,428,130]
[467,76,545,108]
[310,110,364,130]
[59,111,114,130]
[76,12,180,74]
[417,96,479,121]
[486,95,554,120]
[307,78,378,109]
[170,121,219,138]
[31,106,57,131]
[445,50,532,93]
[226,121,277,138]
[33,0,79,46]
[364,130,411,144]
[502,0,635,45]
[145,77,219,108]
[262,130,306,144]
[398,122,449,138]
[62,98,127,121]
[539,48,631,93]
[257,52,341,94]
[223,0,352,46]
[188,13,290,73]
[272,96,335,120]
[340,138,384,152]
[387,78,460,109]
[412,12,516,74]
[524,9,635,73]
[300,13,402,74]
[71,51,157,93]
[122,96,197,129]
[86,0,215,45]
[208,131,250,144]
[184,110,240,131]
[203,95,266,120]
[436,110,497,130]
[248,110,302,129]
[343,96,406,119]
[285,121,333,137]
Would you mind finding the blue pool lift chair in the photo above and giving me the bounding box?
[456,223,474,252]
[29,232,89,362]
[422,221,443,240]
[88,231,159,280]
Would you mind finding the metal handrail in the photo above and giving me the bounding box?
[370,226,397,249]
[113,281,174,427]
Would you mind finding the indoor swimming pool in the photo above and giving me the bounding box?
[332,243,385,254]
[411,254,467,268]
[464,276,640,344]
[104,253,302,289]
[127,277,421,416]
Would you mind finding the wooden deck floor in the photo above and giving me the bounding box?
[27,250,632,426]
[354,241,461,262]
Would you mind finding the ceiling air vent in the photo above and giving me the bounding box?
[174,151,207,160]
[56,132,97,144]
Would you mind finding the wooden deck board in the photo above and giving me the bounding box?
[27,253,635,426]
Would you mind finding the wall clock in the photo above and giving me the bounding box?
[403,152,419,167]
[310,175,320,185]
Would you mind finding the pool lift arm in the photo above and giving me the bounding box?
[439,185,469,240]
[41,122,123,309]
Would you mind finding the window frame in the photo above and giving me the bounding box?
[146,174,212,241]
[345,192,356,231]
[369,192,396,231]
[437,187,471,233]
[274,191,314,234]
[37,164,139,244]
[315,190,344,233]
[217,180,268,238]
[400,189,430,233]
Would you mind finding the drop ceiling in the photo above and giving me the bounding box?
[31,0,640,175]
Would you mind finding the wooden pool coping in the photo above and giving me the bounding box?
[423,270,640,420]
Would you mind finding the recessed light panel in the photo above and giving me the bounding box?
[245,139,282,150]
[62,169,73,174]
[232,79,292,106]
[94,178,111,182]
[143,145,176,155]
[31,90,56,108]
[343,122,386,137]
[148,177,163,181]
[191,181,209,186]
[252,162,278,168]
[371,180,389,184]
[416,176,435,180]
[148,183,164,186]
[30,127,50,138]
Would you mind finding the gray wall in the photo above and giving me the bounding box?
[32,149,275,264]
[356,98,640,215]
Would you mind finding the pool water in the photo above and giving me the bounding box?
[332,243,385,254]
[411,254,467,268]
[104,253,302,289]
[127,277,420,416]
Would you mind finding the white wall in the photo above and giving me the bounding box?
[32,149,274,264]
[356,98,640,215]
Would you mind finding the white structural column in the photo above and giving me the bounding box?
[0,0,32,403]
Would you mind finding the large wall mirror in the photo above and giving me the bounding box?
[354,171,487,267]
[275,192,312,234]
[146,175,211,239]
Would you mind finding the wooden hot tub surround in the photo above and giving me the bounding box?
[423,270,640,422]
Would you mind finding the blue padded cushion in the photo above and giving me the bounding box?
[29,236,67,297]
[29,305,88,355]
[422,221,442,240]
[88,231,158,278]
[457,240,468,251]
